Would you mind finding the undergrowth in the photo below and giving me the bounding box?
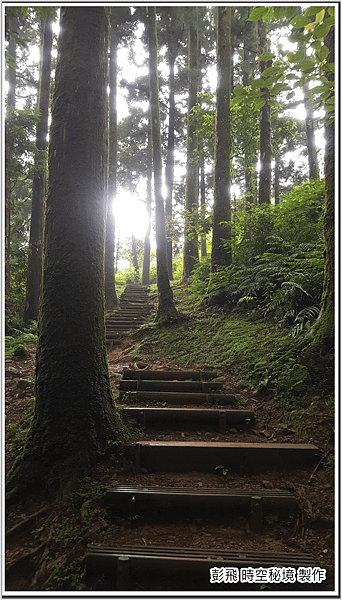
[130,280,333,422]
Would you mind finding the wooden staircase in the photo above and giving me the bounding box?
[86,363,321,591]
[106,284,151,348]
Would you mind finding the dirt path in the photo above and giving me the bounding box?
[5,329,335,592]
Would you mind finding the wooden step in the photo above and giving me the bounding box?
[119,390,236,405]
[119,380,224,393]
[123,407,253,431]
[105,484,296,511]
[122,369,218,381]
[134,441,320,474]
[86,544,316,590]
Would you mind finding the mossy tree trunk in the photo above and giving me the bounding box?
[105,8,119,311]
[147,6,177,325]
[211,6,232,272]
[309,26,334,352]
[183,8,200,279]
[24,13,54,324]
[257,19,272,205]
[6,7,121,503]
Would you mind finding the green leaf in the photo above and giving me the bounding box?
[298,58,316,73]
[316,45,329,62]
[234,87,248,97]
[304,6,326,17]
[290,15,309,29]
[21,6,28,18]
[325,62,335,73]
[312,22,331,40]
[270,82,286,96]
[273,6,284,20]
[311,39,323,50]
[285,6,298,20]
[248,6,270,21]
[252,79,265,89]
[254,99,265,110]
[315,8,326,22]
[259,52,275,62]
[263,7,274,22]
[304,21,317,31]
[328,7,335,17]
[287,49,305,62]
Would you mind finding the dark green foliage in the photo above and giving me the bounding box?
[5,322,37,357]
[189,180,325,336]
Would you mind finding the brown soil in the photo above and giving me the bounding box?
[5,333,335,593]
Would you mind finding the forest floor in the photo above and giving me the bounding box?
[4,286,335,593]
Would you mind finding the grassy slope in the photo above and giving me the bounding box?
[130,281,334,422]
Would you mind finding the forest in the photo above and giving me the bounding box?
[4,5,335,593]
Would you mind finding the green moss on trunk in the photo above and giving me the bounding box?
[6,8,122,503]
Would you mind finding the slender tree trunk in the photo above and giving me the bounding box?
[243,8,258,210]
[6,7,121,503]
[183,8,200,279]
[274,155,280,205]
[165,30,177,280]
[303,79,320,180]
[211,6,232,272]
[200,152,207,257]
[7,13,17,109]
[147,6,177,325]
[105,8,118,310]
[5,13,18,303]
[257,20,272,205]
[131,235,140,282]
[24,14,53,324]
[310,26,334,352]
[142,126,152,286]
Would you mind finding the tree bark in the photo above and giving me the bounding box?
[200,151,207,257]
[5,12,18,301]
[105,8,118,311]
[6,7,121,503]
[257,20,272,205]
[164,12,178,280]
[142,126,152,286]
[183,8,200,278]
[147,6,177,325]
[211,6,232,272]
[24,13,53,324]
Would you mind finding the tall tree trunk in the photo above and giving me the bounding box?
[274,154,280,205]
[5,12,18,303]
[164,18,177,281]
[142,126,152,286]
[7,12,17,109]
[211,6,232,272]
[131,234,140,282]
[147,6,177,325]
[200,151,207,257]
[183,8,200,279]
[243,7,258,210]
[257,20,272,205]
[24,13,53,324]
[6,7,121,503]
[105,8,118,311]
[310,26,334,352]
[303,79,320,180]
